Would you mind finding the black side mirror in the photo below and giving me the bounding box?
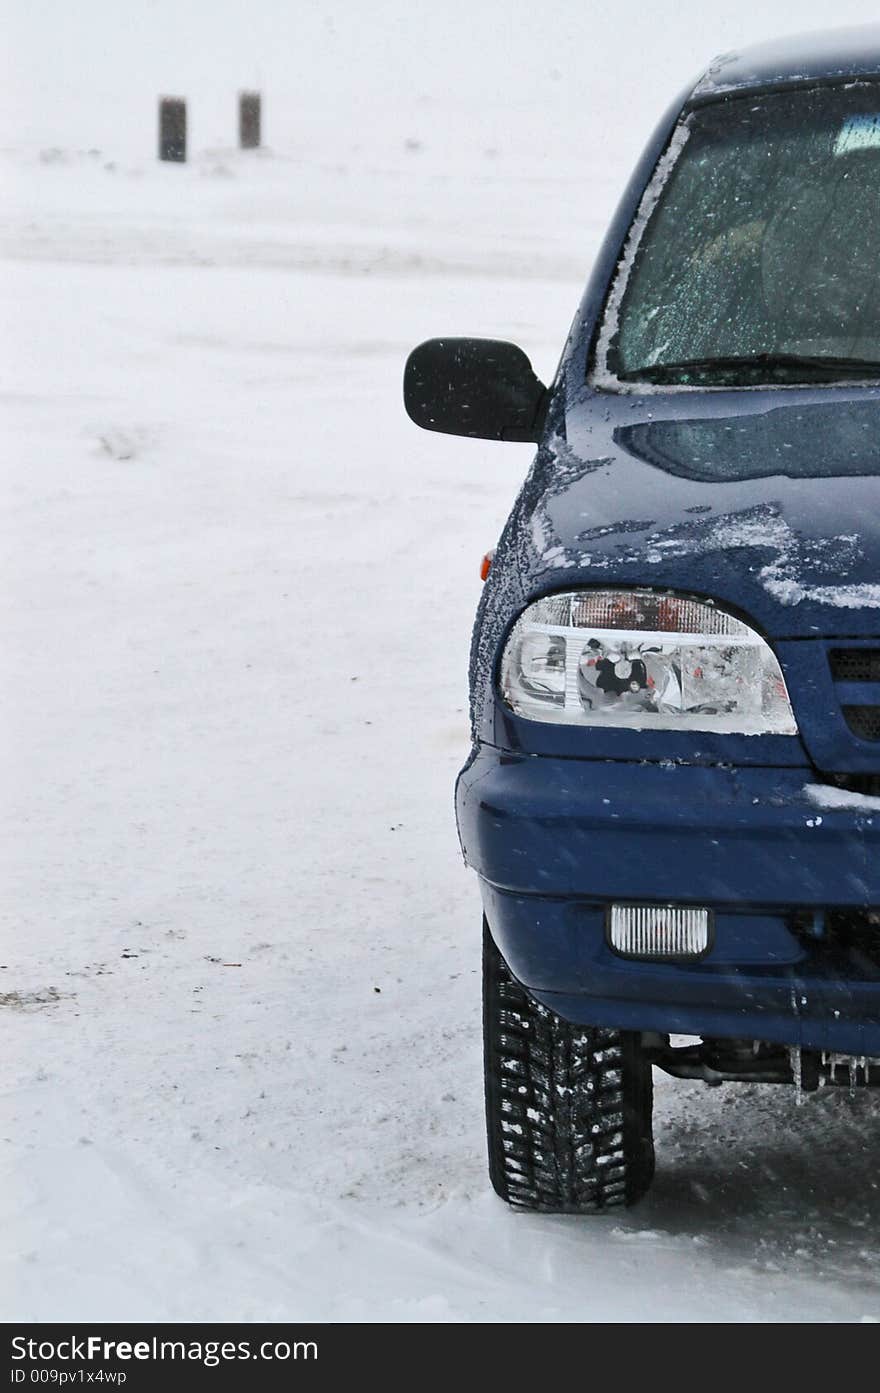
[404,338,547,443]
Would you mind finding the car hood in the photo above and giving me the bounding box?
[523,387,880,638]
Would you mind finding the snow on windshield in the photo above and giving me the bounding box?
[593,82,880,389]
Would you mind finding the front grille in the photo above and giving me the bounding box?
[826,909,880,972]
[829,648,880,682]
[843,705,880,742]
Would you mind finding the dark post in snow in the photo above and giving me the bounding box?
[239,91,262,149]
[159,97,187,162]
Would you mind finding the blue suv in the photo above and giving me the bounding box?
[404,27,880,1211]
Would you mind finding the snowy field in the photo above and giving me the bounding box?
[3,0,880,1323]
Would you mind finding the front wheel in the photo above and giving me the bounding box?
[483,919,655,1212]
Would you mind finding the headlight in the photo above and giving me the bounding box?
[500,589,797,734]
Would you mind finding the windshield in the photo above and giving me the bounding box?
[595,82,880,388]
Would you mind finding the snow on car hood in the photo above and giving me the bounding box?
[525,388,880,637]
[468,386,880,739]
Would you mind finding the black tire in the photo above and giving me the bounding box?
[483,918,654,1212]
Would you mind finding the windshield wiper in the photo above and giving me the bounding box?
[620,353,880,385]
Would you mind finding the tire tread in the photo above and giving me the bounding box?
[483,920,654,1212]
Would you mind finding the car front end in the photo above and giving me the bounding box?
[405,26,880,1207]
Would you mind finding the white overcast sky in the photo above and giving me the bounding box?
[4,0,877,160]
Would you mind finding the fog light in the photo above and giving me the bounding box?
[607,904,711,960]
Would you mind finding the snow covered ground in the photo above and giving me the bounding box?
[3,0,880,1323]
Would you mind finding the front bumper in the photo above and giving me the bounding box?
[456,747,880,1054]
